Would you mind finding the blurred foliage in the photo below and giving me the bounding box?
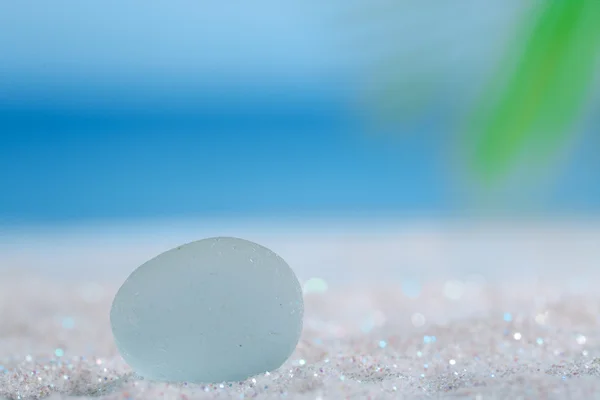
[467,1,600,183]
[366,2,600,185]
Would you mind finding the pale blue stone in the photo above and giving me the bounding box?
[110,237,303,383]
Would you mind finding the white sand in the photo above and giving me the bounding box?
[2,221,600,399]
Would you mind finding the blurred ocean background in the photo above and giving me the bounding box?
[1,0,599,283]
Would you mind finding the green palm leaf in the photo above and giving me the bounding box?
[467,1,600,183]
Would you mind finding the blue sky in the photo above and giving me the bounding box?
[0,1,598,223]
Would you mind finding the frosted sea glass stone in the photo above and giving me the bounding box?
[110,237,303,383]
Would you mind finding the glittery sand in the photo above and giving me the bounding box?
[2,223,600,399]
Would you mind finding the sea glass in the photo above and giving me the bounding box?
[110,237,303,383]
